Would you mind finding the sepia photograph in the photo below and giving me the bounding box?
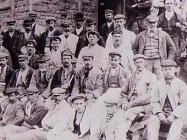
[0,0,186,139]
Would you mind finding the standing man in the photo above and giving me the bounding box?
[133,15,176,79]
[2,20,24,69]
[73,12,86,37]
[100,9,115,42]
[147,59,187,140]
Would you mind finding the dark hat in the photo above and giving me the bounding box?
[52,88,66,96]
[74,12,85,21]
[50,36,61,43]
[71,94,87,102]
[46,17,56,23]
[23,17,33,26]
[18,53,28,60]
[109,51,122,58]
[0,52,9,59]
[114,14,126,20]
[5,87,17,95]
[28,12,37,18]
[147,15,159,23]
[37,53,50,62]
[62,49,73,57]
[26,40,37,46]
[104,9,114,14]
[87,30,99,38]
[133,54,147,61]
[61,20,72,28]
[85,18,96,26]
[7,19,16,25]
[160,59,177,67]
[26,86,39,95]
[82,52,94,59]
[111,29,123,35]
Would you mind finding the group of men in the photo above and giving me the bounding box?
[0,0,187,140]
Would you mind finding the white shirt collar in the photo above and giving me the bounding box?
[76,26,83,35]
[165,10,175,21]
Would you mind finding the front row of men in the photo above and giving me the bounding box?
[0,51,187,140]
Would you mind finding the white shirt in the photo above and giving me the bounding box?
[165,10,175,21]
[16,66,29,87]
[24,32,32,40]
[49,49,62,68]
[75,26,83,36]
[25,101,33,117]
[107,21,114,28]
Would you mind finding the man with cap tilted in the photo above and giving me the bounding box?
[51,49,75,97]
[147,59,187,140]
[29,53,54,100]
[2,19,24,69]
[73,12,86,37]
[75,18,105,58]
[77,30,107,70]
[133,15,176,79]
[0,52,14,86]
[100,9,115,42]
[119,54,156,140]
[59,19,79,55]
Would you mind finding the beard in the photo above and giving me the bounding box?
[49,26,54,31]
[63,62,70,68]
[25,28,31,33]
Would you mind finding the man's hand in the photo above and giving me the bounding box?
[167,114,175,123]
[158,113,167,123]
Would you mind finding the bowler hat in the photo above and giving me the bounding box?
[74,12,85,21]
[37,53,50,62]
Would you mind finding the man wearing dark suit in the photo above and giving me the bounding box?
[2,20,24,70]
[0,52,14,87]
[100,9,115,42]
[73,12,86,37]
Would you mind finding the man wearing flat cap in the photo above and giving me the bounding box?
[72,53,103,106]
[59,19,78,55]
[77,30,108,70]
[147,59,187,140]
[75,18,105,58]
[51,49,75,97]
[100,9,115,42]
[133,15,176,79]
[73,12,86,37]
[0,52,14,87]
[0,87,24,127]
[106,14,136,57]
[3,19,24,69]
[118,54,156,140]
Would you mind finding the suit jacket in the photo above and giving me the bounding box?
[7,67,34,88]
[0,66,14,86]
[28,54,39,70]
[100,22,114,42]
[132,28,176,60]
[73,27,87,37]
[151,77,187,119]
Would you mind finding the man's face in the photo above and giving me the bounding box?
[105,13,114,22]
[62,55,72,68]
[46,21,56,31]
[83,57,93,69]
[88,34,99,45]
[27,42,36,55]
[8,93,17,103]
[115,19,125,28]
[24,25,32,33]
[165,0,175,12]
[51,40,60,51]
[63,25,71,33]
[28,93,37,103]
[8,24,16,32]
[75,20,84,29]
[150,6,159,16]
[109,55,121,69]
[52,94,64,104]
[148,22,158,31]
[135,59,145,71]
[86,24,95,32]
[0,58,8,67]
[38,61,49,72]
[19,59,28,69]
[73,98,86,113]
[112,33,122,47]
[105,103,117,114]
[162,66,176,79]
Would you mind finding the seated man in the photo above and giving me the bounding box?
[147,59,187,140]
[0,86,48,140]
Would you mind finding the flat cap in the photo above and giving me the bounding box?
[18,54,28,60]
[5,87,17,95]
[147,15,159,23]
[37,53,50,62]
[23,17,33,26]
[46,17,56,23]
[103,92,120,105]
[87,30,99,38]
[160,59,177,67]
[61,19,72,27]
[62,49,73,57]
[111,29,123,35]
[26,40,37,46]
[71,94,87,102]
[50,36,61,42]
[114,14,126,20]
[133,54,147,61]
[26,86,39,94]
[0,52,9,59]
[104,9,114,14]
[74,12,85,21]
[82,52,94,59]
[7,19,16,25]
[85,18,96,26]
[52,87,66,96]
[109,51,122,58]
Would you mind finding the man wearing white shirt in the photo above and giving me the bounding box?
[59,20,79,55]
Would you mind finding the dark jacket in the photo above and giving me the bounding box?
[73,27,87,37]
[100,22,115,42]
[4,66,14,86]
